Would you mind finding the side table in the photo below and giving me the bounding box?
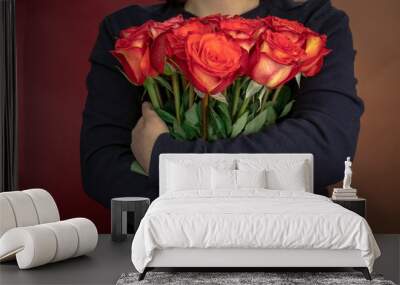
[111,197,150,242]
[331,197,366,218]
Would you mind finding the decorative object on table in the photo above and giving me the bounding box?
[332,157,358,200]
[111,15,331,174]
[0,189,98,269]
[116,271,395,285]
[111,197,150,242]
[332,198,366,218]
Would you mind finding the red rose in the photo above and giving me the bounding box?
[151,18,213,73]
[184,32,244,94]
[112,23,158,85]
[148,15,184,39]
[219,16,265,52]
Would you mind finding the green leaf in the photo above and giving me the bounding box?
[295,73,302,87]
[243,108,268,135]
[257,86,267,112]
[240,77,251,89]
[207,123,218,141]
[181,121,199,139]
[184,103,200,127]
[209,106,226,138]
[154,76,173,94]
[172,120,187,140]
[280,100,295,118]
[154,108,175,124]
[130,161,147,176]
[211,92,228,104]
[163,63,175,76]
[194,88,205,99]
[265,103,277,126]
[245,80,263,98]
[230,111,248,138]
[273,85,292,114]
[216,102,232,136]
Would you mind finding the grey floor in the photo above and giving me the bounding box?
[0,234,399,285]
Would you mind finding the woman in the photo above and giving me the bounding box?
[81,0,363,208]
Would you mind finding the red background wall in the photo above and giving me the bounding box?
[16,0,157,233]
[16,0,400,233]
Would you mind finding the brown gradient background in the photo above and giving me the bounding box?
[16,0,400,233]
[331,0,400,233]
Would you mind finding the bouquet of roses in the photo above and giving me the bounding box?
[111,14,330,174]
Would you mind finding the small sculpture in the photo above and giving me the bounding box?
[343,157,353,189]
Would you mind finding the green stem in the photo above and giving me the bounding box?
[145,79,160,109]
[231,80,241,117]
[180,74,187,92]
[154,81,163,108]
[171,73,181,124]
[188,85,194,108]
[261,88,270,111]
[201,93,209,140]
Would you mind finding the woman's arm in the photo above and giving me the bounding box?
[148,12,363,194]
[81,18,158,208]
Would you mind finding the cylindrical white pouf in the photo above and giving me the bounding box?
[0,195,17,237]
[23,189,60,224]
[0,226,57,269]
[42,221,79,262]
[1,192,39,227]
[65,218,98,257]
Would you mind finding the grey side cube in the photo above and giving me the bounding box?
[111,197,150,242]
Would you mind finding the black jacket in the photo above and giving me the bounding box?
[81,0,363,208]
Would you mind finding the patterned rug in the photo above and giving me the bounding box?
[117,271,396,285]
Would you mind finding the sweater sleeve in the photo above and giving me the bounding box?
[80,17,158,208]
[148,12,363,195]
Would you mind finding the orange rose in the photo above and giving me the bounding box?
[184,32,244,94]
[219,16,265,52]
[300,34,331,76]
[265,16,331,77]
[247,29,301,88]
[112,23,158,85]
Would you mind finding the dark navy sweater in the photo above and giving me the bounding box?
[81,0,363,208]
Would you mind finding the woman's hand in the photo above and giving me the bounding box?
[131,102,169,174]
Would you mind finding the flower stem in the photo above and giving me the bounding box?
[261,88,270,110]
[144,78,160,109]
[154,81,163,108]
[171,73,181,124]
[188,85,194,108]
[231,80,241,117]
[201,93,209,140]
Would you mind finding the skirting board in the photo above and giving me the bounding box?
[147,248,366,268]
